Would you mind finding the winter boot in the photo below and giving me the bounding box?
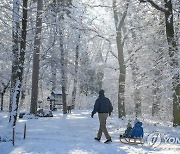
[94,137,100,142]
[104,138,112,143]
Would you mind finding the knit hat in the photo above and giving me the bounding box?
[99,89,104,95]
[127,122,132,128]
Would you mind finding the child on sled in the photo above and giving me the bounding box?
[120,118,143,138]
[129,121,143,138]
[120,121,132,138]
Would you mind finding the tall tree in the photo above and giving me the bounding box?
[139,0,180,126]
[71,34,81,109]
[112,0,129,118]
[60,21,67,114]
[9,0,20,123]
[58,0,69,114]
[18,0,29,109]
[30,0,43,115]
[9,0,28,126]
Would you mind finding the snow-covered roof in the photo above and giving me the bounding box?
[51,91,62,95]
[51,91,68,95]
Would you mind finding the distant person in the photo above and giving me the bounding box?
[67,106,72,113]
[91,89,113,143]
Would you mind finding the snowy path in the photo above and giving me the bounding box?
[0,110,180,154]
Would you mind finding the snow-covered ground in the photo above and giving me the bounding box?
[0,110,180,154]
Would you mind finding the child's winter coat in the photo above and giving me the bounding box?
[129,121,143,138]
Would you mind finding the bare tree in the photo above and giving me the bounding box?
[9,0,20,123]
[30,0,43,115]
[71,34,81,109]
[60,22,67,114]
[112,0,129,118]
[58,0,70,114]
[9,0,28,126]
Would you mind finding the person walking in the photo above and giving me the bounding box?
[91,89,113,143]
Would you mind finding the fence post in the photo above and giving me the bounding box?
[24,123,26,139]
[12,126,15,146]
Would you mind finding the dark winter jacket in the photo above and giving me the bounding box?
[92,93,113,116]
[123,126,132,137]
[129,121,143,138]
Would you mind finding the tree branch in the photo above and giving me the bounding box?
[140,0,168,13]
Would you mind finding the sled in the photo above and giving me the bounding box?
[119,136,144,145]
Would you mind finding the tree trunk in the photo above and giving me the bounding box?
[49,2,57,92]
[60,30,67,114]
[112,0,129,118]
[117,39,126,118]
[50,42,57,92]
[60,27,67,114]
[9,0,20,118]
[59,1,67,114]
[18,0,28,110]
[71,34,80,109]
[9,0,21,127]
[1,93,3,111]
[30,0,43,115]
[9,0,28,126]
